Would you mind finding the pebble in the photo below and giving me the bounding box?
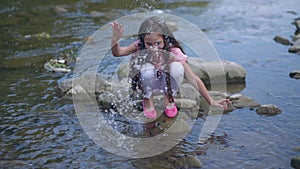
[54,5,68,13]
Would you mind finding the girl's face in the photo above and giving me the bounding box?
[144,33,164,50]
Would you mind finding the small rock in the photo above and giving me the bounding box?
[292,19,300,30]
[231,94,260,109]
[174,156,203,168]
[292,146,300,152]
[66,85,86,95]
[229,93,243,100]
[256,104,281,115]
[273,36,293,46]
[44,59,71,73]
[90,11,105,18]
[54,5,68,14]
[287,11,297,15]
[292,34,300,41]
[289,39,300,54]
[289,71,300,79]
[289,46,300,53]
[153,9,164,14]
[291,156,300,169]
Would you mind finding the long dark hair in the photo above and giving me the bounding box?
[129,16,184,103]
[137,16,184,53]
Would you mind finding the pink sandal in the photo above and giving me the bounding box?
[165,103,178,118]
[142,100,157,119]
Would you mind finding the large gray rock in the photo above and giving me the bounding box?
[58,72,112,95]
[117,57,247,84]
[186,57,246,84]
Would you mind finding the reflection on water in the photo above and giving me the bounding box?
[1,0,300,168]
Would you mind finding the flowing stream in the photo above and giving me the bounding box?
[1,0,300,168]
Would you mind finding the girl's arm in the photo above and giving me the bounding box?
[182,61,230,109]
[111,21,136,57]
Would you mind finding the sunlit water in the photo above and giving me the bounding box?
[1,0,300,168]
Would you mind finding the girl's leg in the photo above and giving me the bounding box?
[164,62,184,106]
[163,62,184,118]
[140,63,157,118]
[140,63,155,100]
[169,62,184,92]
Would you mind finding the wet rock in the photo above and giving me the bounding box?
[44,59,71,73]
[90,11,106,18]
[90,11,119,18]
[287,11,297,15]
[187,58,247,84]
[168,119,190,134]
[131,7,149,13]
[117,58,247,84]
[153,9,164,14]
[292,146,300,152]
[229,93,243,100]
[291,156,300,169]
[54,5,68,14]
[175,99,197,109]
[256,104,282,115]
[178,83,201,104]
[58,72,112,94]
[66,85,86,95]
[173,156,203,168]
[292,19,300,31]
[97,91,118,109]
[289,45,300,53]
[289,71,300,79]
[25,32,51,39]
[230,94,260,109]
[273,35,293,46]
[289,39,300,53]
[292,34,300,41]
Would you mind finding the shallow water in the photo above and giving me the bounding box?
[1,0,300,168]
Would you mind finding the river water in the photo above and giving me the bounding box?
[1,0,300,168]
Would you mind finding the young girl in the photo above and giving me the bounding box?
[111,16,230,119]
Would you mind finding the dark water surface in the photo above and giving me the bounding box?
[1,0,300,168]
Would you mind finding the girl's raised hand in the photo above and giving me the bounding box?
[110,21,124,41]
